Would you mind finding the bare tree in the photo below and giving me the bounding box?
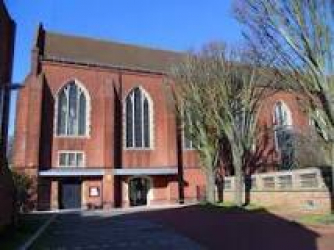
[234,0,334,211]
[291,127,330,168]
[170,43,269,205]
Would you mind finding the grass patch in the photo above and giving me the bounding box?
[200,201,265,212]
[0,213,51,250]
[297,214,334,226]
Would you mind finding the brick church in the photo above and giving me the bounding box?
[13,25,311,210]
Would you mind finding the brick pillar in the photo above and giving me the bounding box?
[81,180,87,209]
[51,180,59,210]
[102,170,114,209]
[25,74,44,169]
[103,80,117,208]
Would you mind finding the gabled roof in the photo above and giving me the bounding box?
[0,0,12,21]
[38,26,184,74]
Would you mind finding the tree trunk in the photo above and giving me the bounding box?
[232,148,244,207]
[234,167,243,207]
[205,171,216,204]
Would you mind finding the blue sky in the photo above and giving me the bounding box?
[5,0,242,136]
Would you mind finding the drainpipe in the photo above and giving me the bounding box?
[176,117,184,204]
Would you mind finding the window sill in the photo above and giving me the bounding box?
[55,135,90,139]
[183,148,196,151]
[124,147,154,151]
[57,166,85,168]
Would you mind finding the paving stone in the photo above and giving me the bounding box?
[31,211,203,250]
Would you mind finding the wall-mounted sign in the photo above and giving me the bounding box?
[89,187,100,197]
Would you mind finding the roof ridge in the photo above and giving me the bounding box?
[42,27,185,73]
[45,30,184,55]
[0,0,13,21]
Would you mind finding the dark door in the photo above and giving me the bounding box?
[60,180,82,209]
[129,178,149,206]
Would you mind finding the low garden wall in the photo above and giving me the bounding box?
[223,168,333,213]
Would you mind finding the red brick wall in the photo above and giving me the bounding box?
[183,168,206,201]
[13,59,183,208]
[14,61,180,171]
[36,62,117,169]
[121,73,178,168]
[254,90,311,172]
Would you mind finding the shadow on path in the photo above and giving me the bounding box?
[129,205,321,250]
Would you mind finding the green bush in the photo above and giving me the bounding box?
[298,214,334,225]
[12,171,34,212]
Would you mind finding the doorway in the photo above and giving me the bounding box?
[59,179,82,209]
[129,177,151,206]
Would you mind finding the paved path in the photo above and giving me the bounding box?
[31,209,203,250]
[30,205,334,250]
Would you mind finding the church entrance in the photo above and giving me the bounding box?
[59,179,82,209]
[129,177,150,206]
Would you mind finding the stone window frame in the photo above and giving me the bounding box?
[123,86,154,150]
[182,109,196,150]
[54,79,91,138]
[272,100,293,151]
[57,150,85,168]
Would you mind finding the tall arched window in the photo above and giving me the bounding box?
[183,110,195,149]
[274,101,292,127]
[56,81,89,136]
[273,101,294,169]
[125,87,152,148]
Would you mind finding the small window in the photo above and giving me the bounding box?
[278,175,293,189]
[251,177,257,190]
[263,177,275,189]
[58,151,85,167]
[224,179,232,190]
[300,173,318,188]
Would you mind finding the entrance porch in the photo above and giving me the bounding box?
[114,167,179,207]
[38,168,105,210]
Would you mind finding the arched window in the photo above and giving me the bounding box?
[274,101,292,127]
[273,101,294,169]
[125,87,152,148]
[183,110,195,149]
[56,81,89,136]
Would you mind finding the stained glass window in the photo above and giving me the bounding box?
[125,87,152,148]
[57,81,88,136]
